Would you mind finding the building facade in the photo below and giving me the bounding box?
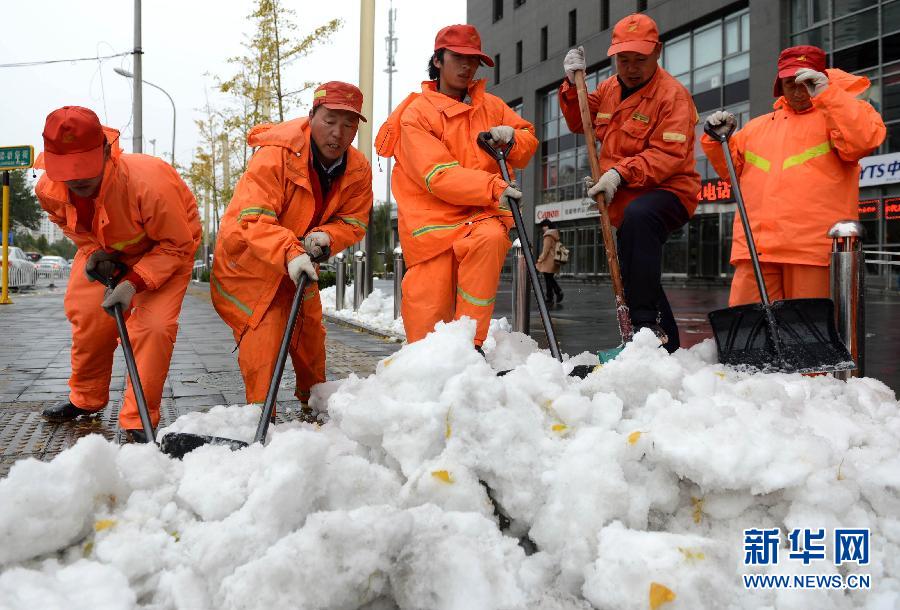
[468,0,900,280]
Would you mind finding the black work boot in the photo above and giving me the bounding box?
[124,429,150,444]
[42,401,96,423]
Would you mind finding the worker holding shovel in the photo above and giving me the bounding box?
[558,14,700,353]
[701,46,885,307]
[211,82,372,412]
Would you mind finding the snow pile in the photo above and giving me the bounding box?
[320,284,406,338]
[1,320,899,610]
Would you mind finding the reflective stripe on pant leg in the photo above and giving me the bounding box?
[400,250,456,343]
[65,258,118,410]
[452,219,511,345]
[118,267,191,430]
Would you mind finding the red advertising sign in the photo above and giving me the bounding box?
[885,197,900,220]
[858,199,879,219]
[696,178,735,204]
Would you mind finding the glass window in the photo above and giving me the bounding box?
[834,40,879,72]
[834,0,877,18]
[558,150,576,188]
[665,35,691,75]
[791,25,831,49]
[885,2,900,36]
[693,63,721,93]
[725,19,740,56]
[834,8,878,49]
[544,119,558,140]
[791,0,809,31]
[812,0,829,23]
[741,13,750,51]
[724,53,750,85]
[543,156,557,189]
[884,68,900,122]
[694,23,722,66]
[883,32,900,64]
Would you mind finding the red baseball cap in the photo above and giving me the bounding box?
[608,13,660,56]
[434,24,494,67]
[42,106,106,182]
[312,81,367,122]
[773,45,826,96]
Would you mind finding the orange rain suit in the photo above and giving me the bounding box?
[701,68,885,306]
[35,128,201,429]
[376,79,538,345]
[211,118,372,404]
[558,67,701,226]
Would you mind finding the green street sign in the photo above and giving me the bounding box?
[0,145,34,170]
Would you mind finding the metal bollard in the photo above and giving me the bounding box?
[334,251,346,310]
[511,239,530,334]
[828,220,865,380]
[393,245,404,319]
[353,250,366,311]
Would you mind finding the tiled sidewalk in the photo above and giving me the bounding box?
[0,280,400,476]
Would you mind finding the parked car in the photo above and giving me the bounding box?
[36,255,69,278]
[25,251,42,262]
[6,247,37,288]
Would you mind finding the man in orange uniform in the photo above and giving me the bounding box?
[35,106,201,442]
[702,46,885,306]
[559,14,700,353]
[376,24,537,351]
[211,82,371,409]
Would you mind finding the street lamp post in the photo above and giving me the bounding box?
[114,67,176,166]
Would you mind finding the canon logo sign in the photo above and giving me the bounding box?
[537,209,560,220]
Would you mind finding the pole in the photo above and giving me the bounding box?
[132,0,143,154]
[385,3,397,270]
[113,68,175,165]
[1,171,11,304]
[511,239,529,333]
[828,221,866,380]
[359,0,375,296]
[392,245,403,319]
[353,250,366,311]
[335,251,347,310]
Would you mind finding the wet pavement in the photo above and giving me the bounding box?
[0,278,401,477]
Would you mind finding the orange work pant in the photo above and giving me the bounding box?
[401,217,511,346]
[729,261,830,306]
[235,277,325,405]
[65,252,191,429]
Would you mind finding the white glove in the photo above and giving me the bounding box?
[585,169,622,203]
[794,68,829,97]
[563,46,585,82]
[488,125,515,145]
[101,281,136,316]
[498,185,522,211]
[303,231,331,260]
[287,253,318,284]
[85,249,119,281]
[705,110,736,137]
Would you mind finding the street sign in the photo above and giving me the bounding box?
[0,145,34,171]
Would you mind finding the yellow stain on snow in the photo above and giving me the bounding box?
[431,470,454,484]
[170,531,181,542]
[627,431,643,445]
[445,408,452,439]
[692,497,704,524]
[649,582,676,609]
[94,519,117,532]
[837,458,846,481]
[82,541,94,557]
[678,546,706,562]
[552,423,568,434]
[382,357,394,368]
[715,371,726,379]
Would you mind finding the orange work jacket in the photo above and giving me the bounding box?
[35,127,201,290]
[558,67,701,227]
[376,79,538,267]
[701,69,885,267]
[211,117,372,334]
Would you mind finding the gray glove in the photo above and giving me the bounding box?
[498,185,522,211]
[85,249,119,282]
[563,46,585,82]
[287,253,318,284]
[705,111,736,138]
[101,281,136,316]
[488,125,515,145]
[794,68,829,97]
[584,169,622,203]
[303,231,331,261]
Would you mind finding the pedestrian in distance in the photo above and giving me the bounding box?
[35,106,201,443]
[210,82,372,414]
[376,24,538,354]
[559,13,701,353]
[702,45,885,306]
[536,218,564,307]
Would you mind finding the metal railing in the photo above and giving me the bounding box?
[864,249,900,293]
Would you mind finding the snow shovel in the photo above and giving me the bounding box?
[704,125,853,374]
[160,247,330,459]
[87,264,156,445]
[572,68,633,371]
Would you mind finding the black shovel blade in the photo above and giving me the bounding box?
[708,298,854,374]
[159,432,250,460]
